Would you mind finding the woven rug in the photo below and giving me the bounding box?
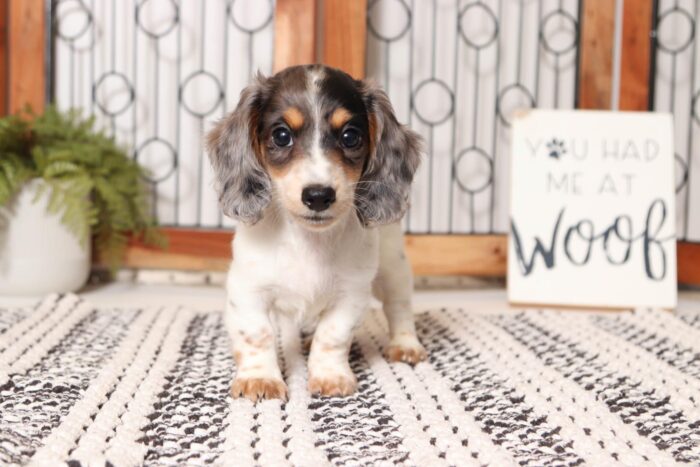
[1,295,700,466]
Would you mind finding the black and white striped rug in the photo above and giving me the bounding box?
[1,294,700,466]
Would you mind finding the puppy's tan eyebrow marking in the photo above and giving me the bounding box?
[282,107,304,130]
[330,107,352,129]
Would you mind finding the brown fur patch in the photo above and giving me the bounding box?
[243,330,273,349]
[231,377,288,402]
[244,102,265,166]
[385,345,427,366]
[312,335,351,354]
[330,107,352,129]
[319,342,337,353]
[264,149,304,178]
[302,337,313,352]
[328,148,363,182]
[282,107,304,130]
[308,373,357,397]
[367,111,378,160]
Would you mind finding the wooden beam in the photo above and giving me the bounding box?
[404,235,507,277]
[619,0,654,110]
[117,228,233,272]
[322,0,367,79]
[577,0,616,109]
[7,0,45,114]
[117,230,508,277]
[273,0,317,72]
[0,0,8,115]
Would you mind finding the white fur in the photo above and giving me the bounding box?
[226,208,424,397]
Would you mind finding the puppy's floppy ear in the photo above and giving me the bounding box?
[206,74,271,224]
[357,82,422,227]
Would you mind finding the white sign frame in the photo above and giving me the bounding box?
[508,110,677,309]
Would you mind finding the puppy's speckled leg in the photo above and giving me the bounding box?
[308,289,370,397]
[226,295,287,402]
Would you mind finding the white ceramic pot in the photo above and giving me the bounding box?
[0,179,91,296]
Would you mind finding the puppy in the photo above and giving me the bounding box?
[206,64,425,401]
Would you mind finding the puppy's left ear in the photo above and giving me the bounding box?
[356,82,422,227]
[206,74,271,224]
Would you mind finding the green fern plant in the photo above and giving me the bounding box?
[0,107,164,270]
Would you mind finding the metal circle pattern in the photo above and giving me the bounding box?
[454,147,493,194]
[675,154,688,194]
[539,10,578,55]
[367,0,412,42]
[135,137,178,183]
[458,2,499,50]
[229,0,274,33]
[180,71,225,118]
[56,0,93,42]
[657,8,695,54]
[93,72,135,117]
[497,84,535,127]
[412,79,455,126]
[136,0,179,39]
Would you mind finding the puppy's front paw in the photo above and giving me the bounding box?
[385,338,427,365]
[231,377,288,402]
[308,372,357,397]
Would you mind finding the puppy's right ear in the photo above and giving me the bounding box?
[206,75,270,224]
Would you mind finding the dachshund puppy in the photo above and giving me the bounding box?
[207,64,425,401]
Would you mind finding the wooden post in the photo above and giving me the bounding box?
[619,0,654,110]
[678,243,700,286]
[577,0,616,109]
[7,0,46,114]
[274,0,317,72]
[322,0,367,79]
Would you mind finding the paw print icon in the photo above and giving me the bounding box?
[546,138,566,159]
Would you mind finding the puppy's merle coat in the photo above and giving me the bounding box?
[207,65,425,401]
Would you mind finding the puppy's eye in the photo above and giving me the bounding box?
[340,128,361,149]
[272,127,293,148]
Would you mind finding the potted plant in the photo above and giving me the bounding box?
[0,107,162,296]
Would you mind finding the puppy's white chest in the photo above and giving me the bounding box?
[230,218,379,320]
[268,244,334,316]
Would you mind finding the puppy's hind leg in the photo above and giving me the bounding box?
[226,290,287,402]
[375,223,427,365]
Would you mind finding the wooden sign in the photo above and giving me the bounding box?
[508,110,677,309]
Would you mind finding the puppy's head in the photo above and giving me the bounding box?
[206,65,421,230]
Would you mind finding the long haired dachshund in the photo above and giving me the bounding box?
[207,64,425,401]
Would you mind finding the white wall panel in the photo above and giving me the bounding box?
[54,0,275,228]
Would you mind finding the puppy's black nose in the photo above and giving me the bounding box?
[302,185,336,212]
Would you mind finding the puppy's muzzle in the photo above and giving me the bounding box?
[302,185,336,212]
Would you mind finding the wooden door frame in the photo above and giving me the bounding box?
[5,0,699,284]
